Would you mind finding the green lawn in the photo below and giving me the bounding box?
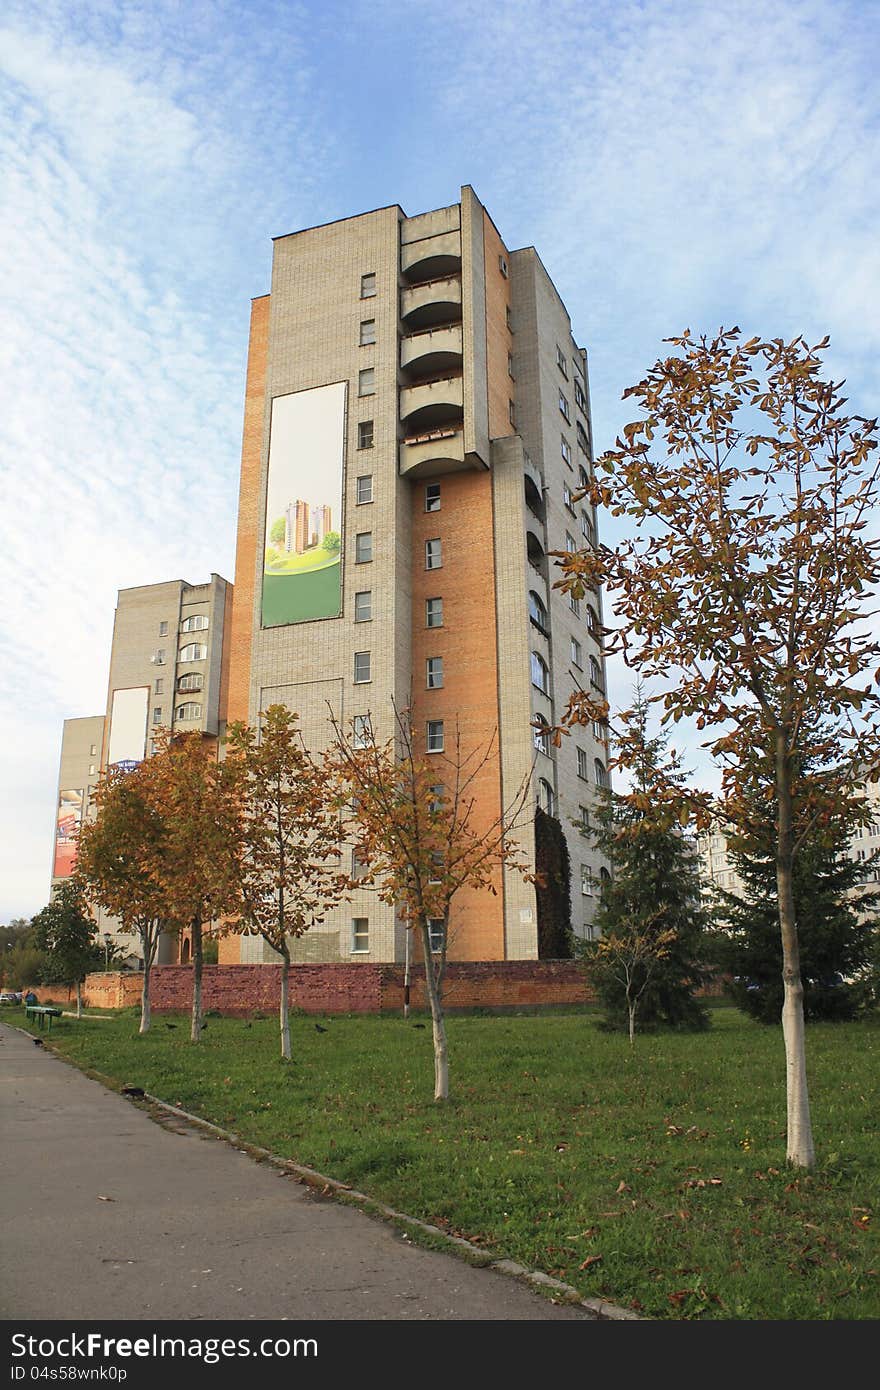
[11,1004,879,1320]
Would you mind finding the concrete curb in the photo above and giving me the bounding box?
[5,1022,640,1322]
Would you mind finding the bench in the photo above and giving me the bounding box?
[25,1005,63,1031]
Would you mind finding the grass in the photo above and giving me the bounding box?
[9,1003,879,1320]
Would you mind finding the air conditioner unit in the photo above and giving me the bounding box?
[149,655,157,663]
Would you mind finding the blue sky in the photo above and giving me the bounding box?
[1,0,878,920]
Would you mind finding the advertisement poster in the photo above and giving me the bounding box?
[261,382,346,627]
[53,787,84,878]
[107,686,149,767]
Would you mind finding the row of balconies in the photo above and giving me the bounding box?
[398,232,465,479]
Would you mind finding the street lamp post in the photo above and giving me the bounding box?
[103,933,112,971]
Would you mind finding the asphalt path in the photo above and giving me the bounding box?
[0,1022,599,1322]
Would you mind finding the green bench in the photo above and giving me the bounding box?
[25,1005,62,1031]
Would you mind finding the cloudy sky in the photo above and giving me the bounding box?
[1,0,878,921]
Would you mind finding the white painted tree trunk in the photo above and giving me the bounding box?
[190,917,203,1043]
[75,980,83,1018]
[776,737,815,1169]
[419,920,449,1101]
[140,958,152,1035]
[280,948,291,1062]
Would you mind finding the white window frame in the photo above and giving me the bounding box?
[356,475,373,505]
[425,483,441,512]
[358,419,374,449]
[351,918,370,953]
[358,367,375,397]
[354,591,372,623]
[426,597,443,628]
[355,532,373,564]
[530,651,550,695]
[426,656,444,689]
[425,538,442,570]
[577,747,589,780]
[354,651,371,684]
[426,720,444,753]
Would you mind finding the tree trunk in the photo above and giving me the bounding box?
[419,919,449,1101]
[75,979,83,1018]
[280,943,291,1062]
[190,916,203,1043]
[776,737,815,1168]
[627,999,636,1047]
[140,954,152,1035]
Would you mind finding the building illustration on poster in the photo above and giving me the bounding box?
[262,383,346,627]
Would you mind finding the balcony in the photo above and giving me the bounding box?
[399,427,466,479]
[401,230,462,284]
[527,527,547,577]
[399,374,463,431]
[400,323,463,378]
[524,472,545,522]
[400,275,463,330]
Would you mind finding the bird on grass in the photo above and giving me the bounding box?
[314,1023,328,1033]
[200,1022,208,1031]
[164,1022,177,1030]
[412,1023,426,1030]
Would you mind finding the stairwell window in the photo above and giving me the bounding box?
[425,482,441,512]
[358,368,375,397]
[426,656,444,689]
[354,591,372,623]
[358,420,374,449]
[425,538,442,570]
[356,475,373,504]
[354,651,371,684]
[428,919,446,951]
[355,532,373,564]
[352,714,372,749]
[152,707,163,725]
[426,720,444,752]
[426,597,443,628]
[359,319,376,346]
[154,678,164,695]
[360,273,376,299]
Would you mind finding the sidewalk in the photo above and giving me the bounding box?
[0,1022,599,1321]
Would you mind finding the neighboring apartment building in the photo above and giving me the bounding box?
[51,575,232,962]
[221,185,610,966]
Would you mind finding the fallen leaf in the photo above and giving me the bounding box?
[578,1254,603,1271]
[616,1180,631,1193]
[97,1195,115,1203]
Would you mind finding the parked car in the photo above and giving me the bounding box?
[0,991,21,1006]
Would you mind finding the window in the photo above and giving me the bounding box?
[352,918,370,952]
[153,649,166,665]
[175,702,202,721]
[428,919,446,951]
[508,352,515,379]
[574,378,587,414]
[580,512,594,545]
[358,419,374,449]
[351,850,368,881]
[577,422,590,455]
[594,758,609,789]
[577,747,589,780]
[587,606,600,637]
[565,531,577,555]
[568,592,581,618]
[528,590,548,634]
[359,319,376,346]
[534,715,551,756]
[181,614,208,632]
[152,707,163,725]
[354,591,372,623]
[557,345,568,376]
[559,390,571,422]
[506,304,513,331]
[355,532,373,564]
[179,642,207,662]
[592,719,606,742]
[356,475,373,504]
[426,656,444,689]
[428,851,444,884]
[581,864,594,897]
[360,272,376,299]
[89,744,97,757]
[590,656,604,690]
[538,778,556,815]
[508,399,516,427]
[570,637,582,668]
[498,253,509,277]
[579,806,590,835]
[561,436,572,468]
[425,538,442,570]
[530,651,550,695]
[429,784,444,814]
[158,621,168,637]
[425,482,441,512]
[426,597,443,628]
[352,714,372,749]
[150,739,158,756]
[427,720,444,752]
[563,483,575,513]
[579,463,590,489]
[358,367,375,397]
[154,678,164,695]
[354,651,371,684]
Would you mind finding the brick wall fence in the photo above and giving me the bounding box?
[27,963,727,1016]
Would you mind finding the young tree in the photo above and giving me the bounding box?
[327,705,533,1102]
[138,732,242,1042]
[556,328,880,1167]
[587,694,709,1032]
[76,763,169,1034]
[713,780,879,1022]
[584,921,677,1046]
[31,880,101,1016]
[226,706,348,1061]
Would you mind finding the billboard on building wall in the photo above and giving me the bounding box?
[53,787,84,878]
[107,686,149,767]
[261,382,346,627]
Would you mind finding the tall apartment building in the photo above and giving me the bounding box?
[222,185,609,966]
[52,574,231,961]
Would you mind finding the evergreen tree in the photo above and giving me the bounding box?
[535,807,574,959]
[713,783,879,1023]
[585,690,709,1032]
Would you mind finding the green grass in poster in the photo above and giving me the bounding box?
[262,557,341,625]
